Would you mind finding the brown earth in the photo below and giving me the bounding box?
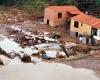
[2,20,99,78]
[0,8,100,78]
[55,50,100,78]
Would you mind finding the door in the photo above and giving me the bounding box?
[47,19,49,25]
[86,37,89,44]
[75,32,78,37]
[91,28,98,36]
[66,19,71,29]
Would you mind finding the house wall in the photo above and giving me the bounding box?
[53,11,67,26]
[70,19,100,44]
[44,18,54,26]
[97,29,100,37]
[44,8,55,26]
[44,8,72,27]
[70,19,92,36]
[93,29,100,43]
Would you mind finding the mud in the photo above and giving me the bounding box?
[55,52,100,78]
[0,21,100,79]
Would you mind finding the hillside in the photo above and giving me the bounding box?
[0,0,99,24]
[0,0,99,17]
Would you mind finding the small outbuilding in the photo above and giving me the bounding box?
[44,6,81,27]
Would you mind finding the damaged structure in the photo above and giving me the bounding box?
[44,6,100,45]
[44,6,82,27]
[70,14,100,44]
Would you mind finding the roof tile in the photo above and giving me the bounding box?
[72,14,100,29]
[46,6,82,14]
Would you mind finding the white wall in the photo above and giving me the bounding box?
[94,29,100,40]
[97,29,100,37]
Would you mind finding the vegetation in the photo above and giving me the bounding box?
[51,0,73,5]
[0,0,99,16]
[0,0,48,12]
[0,0,80,12]
[93,0,100,7]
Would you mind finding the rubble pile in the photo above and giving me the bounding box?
[8,25,58,48]
[50,31,61,39]
[0,47,20,60]
[0,24,99,66]
[21,54,31,63]
[0,48,7,56]
[8,25,97,61]
[72,45,91,54]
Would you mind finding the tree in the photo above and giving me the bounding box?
[54,0,73,5]
[94,0,100,7]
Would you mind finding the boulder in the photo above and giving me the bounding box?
[21,54,31,63]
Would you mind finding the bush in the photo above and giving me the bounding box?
[0,0,48,12]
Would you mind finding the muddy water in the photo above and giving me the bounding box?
[0,63,99,80]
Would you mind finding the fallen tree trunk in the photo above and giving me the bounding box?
[59,45,69,57]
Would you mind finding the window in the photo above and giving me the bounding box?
[92,28,97,36]
[74,21,79,28]
[58,13,62,18]
[47,19,49,25]
[75,32,78,37]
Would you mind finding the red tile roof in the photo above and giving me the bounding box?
[93,23,100,29]
[71,14,100,29]
[46,6,82,14]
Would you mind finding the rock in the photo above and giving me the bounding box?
[21,54,31,63]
